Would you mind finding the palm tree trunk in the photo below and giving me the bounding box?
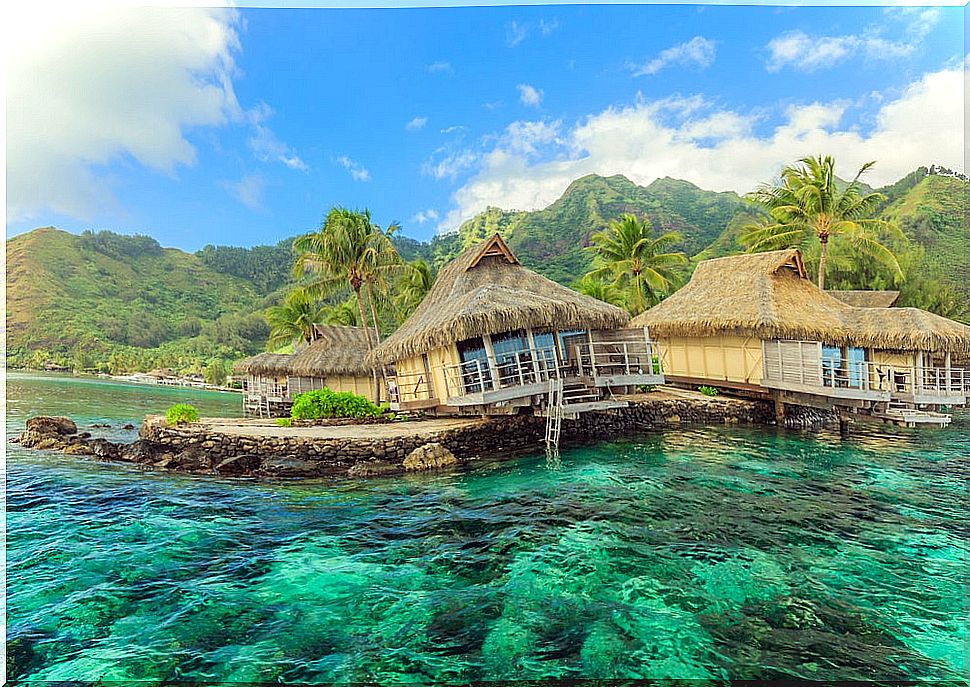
[353,288,382,403]
[364,283,383,345]
[817,236,828,290]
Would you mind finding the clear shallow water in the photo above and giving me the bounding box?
[6,372,969,682]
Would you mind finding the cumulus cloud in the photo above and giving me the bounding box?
[411,209,439,224]
[436,63,963,233]
[422,149,478,181]
[630,36,717,76]
[765,8,940,72]
[221,174,265,210]
[335,155,371,182]
[6,6,307,222]
[6,6,243,221]
[518,84,544,107]
[406,116,428,131]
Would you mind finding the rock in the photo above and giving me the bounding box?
[91,423,111,428]
[123,424,136,430]
[26,416,77,436]
[32,437,66,451]
[348,461,401,478]
[259,457,320,478]
[122,439,157,464]
[403,442,457,471]
[88,438,122,460]
[63,443,93,455]
[214,454,260,475]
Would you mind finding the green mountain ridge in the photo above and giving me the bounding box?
[7,169,968,373]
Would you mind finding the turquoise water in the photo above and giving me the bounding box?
[6,372,969,682]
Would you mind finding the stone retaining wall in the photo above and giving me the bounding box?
[133,395,773,478]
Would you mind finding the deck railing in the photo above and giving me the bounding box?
[387,370,433,405]
[573,340,663,379]
[442,346,562,398]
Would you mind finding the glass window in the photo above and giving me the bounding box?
[821,344,842,387]
[490,330,528,387]
[457,336,492,393]
[847,346,865,389]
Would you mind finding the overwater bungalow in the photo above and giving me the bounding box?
[631,249,970,427]
[234,325,379,417]
[370,234,664,421]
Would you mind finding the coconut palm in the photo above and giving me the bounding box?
[293,207,404,349]
[585,214,688,315]
[740,155,904,290]
[395,258,435,319]
[320,299,362,327]
[265,287,324,349]
[573,274,626,309]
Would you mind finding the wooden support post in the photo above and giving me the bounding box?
[774,397,786,424]
[839,416,850,436]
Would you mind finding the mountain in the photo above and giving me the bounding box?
[452,174,754,283]
[879,173,969,302]
[7,228,272,371]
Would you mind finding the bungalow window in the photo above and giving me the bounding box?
[558,329,588,373]
[821,345,842,387]
[847,346,866,389]
[456,336,492,393]
[491,330,529,387]
[532,329,559,376]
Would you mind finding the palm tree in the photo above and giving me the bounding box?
[585,213,688,315]
[265,287,324,349]
[293,207,404,349]
[573,274,626,309]
[740,155,904,290]
[395,258,435,319]
[320,298,362,327]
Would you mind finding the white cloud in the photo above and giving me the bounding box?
[335,155,371,182]
[411,209,439,224]
[440,125,467,135]
[630,36,717,76]
[517,84,544,107]
[422,149,478,180]
[765,9,940,72]
[6,6,244,222]
[406,116,428,131]
[426,61,453,74]
[505,18,559,47]
[437,64,963,233]
[221,174,265,210]
[248,104,309,172]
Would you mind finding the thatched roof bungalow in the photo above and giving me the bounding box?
[232,353,294,378]
[631,249,969,419]
[371,234,659,412]
[287,324,379,400]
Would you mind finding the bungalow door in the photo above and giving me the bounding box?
[847,346,866,389]
[456,337,493,394]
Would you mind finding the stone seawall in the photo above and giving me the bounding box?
[132,394,773,478]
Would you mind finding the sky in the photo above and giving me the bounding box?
[4,1,966,250]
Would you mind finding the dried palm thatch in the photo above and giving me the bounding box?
[632,249,970,355]
[370,234,629,364]
[233,353,293,376]
[827,290,900,308]
[288,325,377,376]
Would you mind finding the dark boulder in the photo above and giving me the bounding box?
[122,439,158,464]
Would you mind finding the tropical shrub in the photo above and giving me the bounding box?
[165,403,199,426]
[698,386,718,397]
[275,417,293,427]
[290,388,382,420]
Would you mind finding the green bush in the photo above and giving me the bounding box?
[698,385,719,397]
[165,403,199,426]
[275,417,293,427]
[290,388,382,420]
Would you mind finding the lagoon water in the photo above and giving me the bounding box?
[6,372,968,681]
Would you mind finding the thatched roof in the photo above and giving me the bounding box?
[288,325,376,376]
[631,249,970,355]
[370,234,629,364]
[233,353,293,376]
[827,290,900,308]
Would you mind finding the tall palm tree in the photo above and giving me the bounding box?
[395,258,435,319]
[265,287,324,349]
[585,213,688,315]
[293,207,404,349]
[740,155,904,290]
[573,274,626,309]
[321,299,362,327]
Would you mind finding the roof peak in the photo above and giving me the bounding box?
[468,233,519,269]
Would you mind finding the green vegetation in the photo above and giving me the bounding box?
[741,156,903,290]
[165,403,199,426]
[290,388,383,420]
[698,386,719,397]
[274,417,293,427]
[265,288,325,349]
[584,213,688,314]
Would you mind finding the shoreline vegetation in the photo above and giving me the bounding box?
[8,165,969,379]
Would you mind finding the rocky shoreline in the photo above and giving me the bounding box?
[16,394,776,479]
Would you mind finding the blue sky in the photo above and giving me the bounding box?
[5,2,965,250]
